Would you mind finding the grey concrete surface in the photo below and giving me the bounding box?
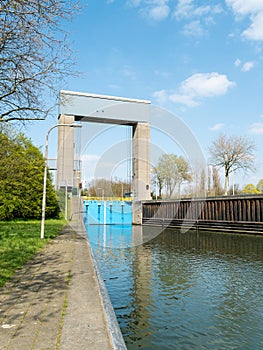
[0,221,121,349]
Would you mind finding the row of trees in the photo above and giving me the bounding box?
[82,178,131,198]
[81,134,261,200]
[1,128,260,221]
[151,134,260,199]
[152,154,191,198]
[0,127,59,220]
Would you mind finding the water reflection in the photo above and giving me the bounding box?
[85,224,161,248]
[86,225,263,350]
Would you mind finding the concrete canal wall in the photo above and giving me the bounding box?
[142,194,263,234]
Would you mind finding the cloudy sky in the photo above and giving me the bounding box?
[28,0,263,188]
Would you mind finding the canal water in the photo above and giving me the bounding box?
[85,224,263,350]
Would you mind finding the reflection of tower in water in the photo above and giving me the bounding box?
[129,241,153,344]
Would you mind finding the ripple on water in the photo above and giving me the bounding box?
[90,227,263,350]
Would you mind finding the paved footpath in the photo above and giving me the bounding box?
[0,219,120,350]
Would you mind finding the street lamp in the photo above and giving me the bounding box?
[97,187,104,200]
[40,123,82,239]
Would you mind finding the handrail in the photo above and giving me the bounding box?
[82,196,133,201]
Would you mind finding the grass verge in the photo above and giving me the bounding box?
[0,218,66,288]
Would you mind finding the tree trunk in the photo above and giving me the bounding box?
[178,183,181,199]
[158,184,162,198]
[224,173,229,195]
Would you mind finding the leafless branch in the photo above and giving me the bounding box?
[0,0,81,123]
[208,134,256,194]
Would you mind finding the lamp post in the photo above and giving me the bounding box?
[40,123,82,239]
[97,187,104,200]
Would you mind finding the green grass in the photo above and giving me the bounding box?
[0,219,66,288]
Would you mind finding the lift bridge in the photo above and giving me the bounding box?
[56,90,151,224]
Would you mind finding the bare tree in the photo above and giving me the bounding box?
[87,178,131,198]
[188,163,207,198]
[199,168,206,197]
[212,166,222,196]
[152,166,164,199]
[208,134,255,195]
[0,0,80,123]
[207,166,211,195]
[154,154,192,199]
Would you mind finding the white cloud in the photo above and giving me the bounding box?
[153,89,168,104]
[234,59,255,72]
[241,61,254,72]
[180,72,235,98]
[195,5,222,17]
[147,3,170,21]
[225,0,263,15]
[169,92,199,107]
[226,0,263,41]
[234,58,241,66]
[153,72,236,107]
[243,12,263,40]
[173,1,222,37]
[174,0,193,19]
[127,0,142,7]
[209,123,225,131]
[174,0,222,19]
[249,122,263,134]
[121,65,136,79]
[153,87,199,107]
[182,20,204,37]
[131,0,170,21]
[130,0,222,24]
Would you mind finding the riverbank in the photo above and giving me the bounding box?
[0,219,66,287]
[0,218,125,349]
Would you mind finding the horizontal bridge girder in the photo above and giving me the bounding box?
[59,90,150,124]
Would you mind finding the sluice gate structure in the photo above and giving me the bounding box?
[142,194,263,234]
[57,90,151,224]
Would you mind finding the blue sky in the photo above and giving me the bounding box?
[27,0,263,190]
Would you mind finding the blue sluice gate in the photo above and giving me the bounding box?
[83,200,132,225]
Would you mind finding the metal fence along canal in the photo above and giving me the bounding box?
[142,195,263,233]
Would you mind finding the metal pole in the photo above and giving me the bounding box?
[104,199,106,225]
[40,123,82,239]
[65,181,68,221]
[40,133,48,240]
